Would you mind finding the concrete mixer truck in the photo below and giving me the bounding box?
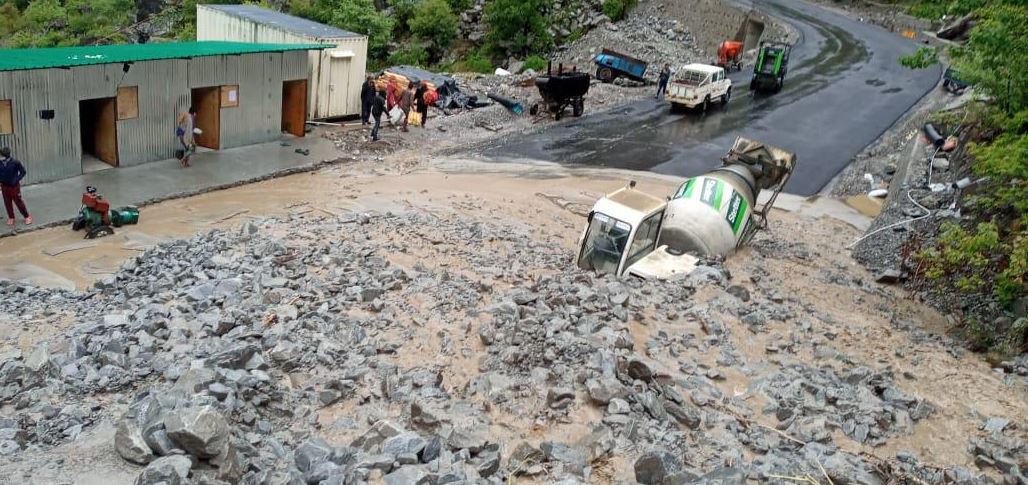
[576,137,795,279]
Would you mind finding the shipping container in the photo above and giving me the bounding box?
[197,4,368,120]
[0,41,322,185]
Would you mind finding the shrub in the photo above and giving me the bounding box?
[485,0,552,57]
[451,53,493,73]
[899,47,939,69]
[602,0,637,21]
[387,44,429,67]
[409,0,459,58]
[523,55,548,72]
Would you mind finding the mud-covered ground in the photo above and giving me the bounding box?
[0,157,1024,484]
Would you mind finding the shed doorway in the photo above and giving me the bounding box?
[79,97,119,173]
[190,87,221,150]
[282,79,307,137]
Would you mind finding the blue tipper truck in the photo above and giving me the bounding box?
[593,48,648,83]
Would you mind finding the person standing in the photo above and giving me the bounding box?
[414,81,429,129]
[176,107,197,167]
[360,77,377,126]
[370,90,386,142]
[399,81,414,133]
[0,147,31,226]
[656,64,671,99]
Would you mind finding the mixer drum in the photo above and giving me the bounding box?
[659,169,756,257]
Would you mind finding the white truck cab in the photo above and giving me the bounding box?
[665,63,732,112]
[576,184,700,280]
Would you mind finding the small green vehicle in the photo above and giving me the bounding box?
[750,42,792,93]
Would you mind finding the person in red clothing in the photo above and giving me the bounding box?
[0,147,31,226]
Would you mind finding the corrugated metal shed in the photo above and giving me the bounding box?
[197,5,368,120]
[0,41,326,72]
[201,5,362,39]
[0,42,318,185]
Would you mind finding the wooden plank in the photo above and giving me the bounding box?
[281,80,307,137]
[95,98,119,165]
[116,86,138,120]
[0,99,11,135]
[220,84,239,108]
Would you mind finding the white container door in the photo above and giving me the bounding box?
[328,52,353,118]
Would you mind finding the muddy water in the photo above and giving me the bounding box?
[0,167,655,291]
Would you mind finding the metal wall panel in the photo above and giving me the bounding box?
[197,5,365,118]
[0,69,80,185]
[116,59,190,166]
[188,56,228,88]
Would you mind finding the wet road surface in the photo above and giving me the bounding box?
[482,0,941,195]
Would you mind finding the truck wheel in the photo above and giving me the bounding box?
[572,99,584,117]
[555,108,563,121]
[749,79,756,91]
[775,78,783,93]
[721,88,731,106]
[596,67,614,83]
[701,96,710,113]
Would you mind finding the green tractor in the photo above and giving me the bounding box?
[750,42,792,93]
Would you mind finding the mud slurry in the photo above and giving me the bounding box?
[0,171,1023,484]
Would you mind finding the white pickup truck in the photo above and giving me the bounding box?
[665,63,732,112]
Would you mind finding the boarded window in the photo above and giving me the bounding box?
[116,86,138,120]
[0,100,12,135]
[220,85,239,108]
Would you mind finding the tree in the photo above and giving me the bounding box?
[950,3,1028,113]
[0,2,23,42]
[388,0,419,34]
[409,0,458,60]
[484,0,552,58]
[65,0,135,45]
[290,0,394,58]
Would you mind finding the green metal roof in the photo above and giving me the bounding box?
[0,41,329,72]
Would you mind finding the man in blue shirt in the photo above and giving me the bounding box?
[0,147,30,226]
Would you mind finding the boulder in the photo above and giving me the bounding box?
[165,406,229,459]
[134,455,192,485]
[382,432,427,456]
[634,450,680,484]
[115,418,155,465]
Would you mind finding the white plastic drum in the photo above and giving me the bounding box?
[659,174,754,257]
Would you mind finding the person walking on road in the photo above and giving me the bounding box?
[360,77,376,126]
[399,81,414,133]
[656,64,671,99]
[414,81,429,129]
[370,90,386,142]
[0,147,31,226]
[176,107,197,167]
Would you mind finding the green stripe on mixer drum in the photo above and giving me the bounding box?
[699,178,723,209]
[676,178,696,199]
[725,192,749,234]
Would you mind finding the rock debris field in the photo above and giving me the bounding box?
[0,204,1026,484]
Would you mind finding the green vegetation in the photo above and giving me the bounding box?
[602,0,638,21]
[408,0,459,61]
[902,0,1028,354]
[387,43,429,67]
[906,0,984,19]
[290,0,395,58]
[899,46,939,69]
[484,0,552,58]
[524,55,548,72]
[0,0,135,48]
[448,52,493,73]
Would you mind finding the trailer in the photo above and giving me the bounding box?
[592,48,648,83]
[531,62,590,120]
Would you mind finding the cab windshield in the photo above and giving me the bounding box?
[578,212,632,274]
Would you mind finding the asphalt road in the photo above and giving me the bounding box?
[481,0,941,195]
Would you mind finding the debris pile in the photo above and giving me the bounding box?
[0,207,1023,483]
